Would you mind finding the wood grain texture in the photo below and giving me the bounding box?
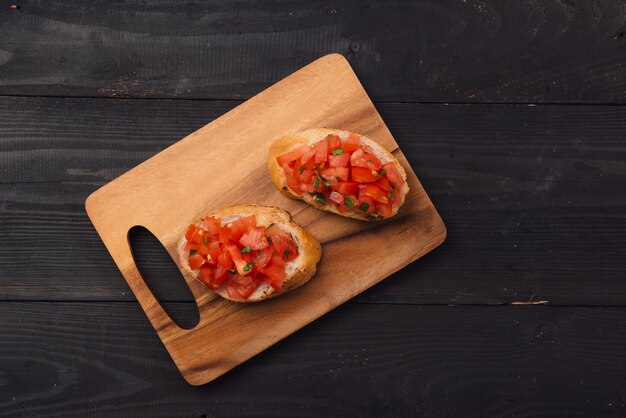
[85,55,445,384]
[1,302,626,417]
[1,0,626,103]
[0,96,624,305]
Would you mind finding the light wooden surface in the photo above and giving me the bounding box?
[85,54,446,385]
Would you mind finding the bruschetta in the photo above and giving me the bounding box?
[268,128,409,221]
[178,204,321,302]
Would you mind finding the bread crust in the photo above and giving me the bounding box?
[268,128,409,221]
[177,204,322,302]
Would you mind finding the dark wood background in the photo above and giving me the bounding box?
[1,1,625,416]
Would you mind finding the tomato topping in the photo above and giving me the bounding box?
[329,191,344,205]
[377,202,393,217]
[343,133,361,152]
[359,184,389,204]
[202,218,221,236]
[188,253,206,270]
[351,167,380,183]
[185,224,199,241]
[183,215,299,300]
[325,134,342,151]
[276,134,404,220]
[227,215,256,242]
[313,140,329,164]
[328,153,350,167]
[276,144,309,167]
[382,162,405,190]
[197,266,213,286]
[239,226,269,250]
[350,148,382,170]
[321,167,350,183]
[331,181,359,195]
[253,248,272,269]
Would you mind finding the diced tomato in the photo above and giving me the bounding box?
[337,194,358,213]
[343,133,361,152]
[217,249,234,269]
[328,153,350,168]
[325,134,342,151]
[271,234,298,261]
[253,248,272,269]
[197,244,210,257]
[300,147,316,165]
[201,218,221,236]
[239,226,269,250]
[329,191,344,205]
[224,242,251,276]
[228,215,256,242]
[277,144,309,167]
[185,224,199,241]
[321,167,350,183]
[229,274,258,300]
[223,283,243,300]
[382,162,405,189]
[359,184,389,204]
[189,228,205,245]
[283,164,302,194]
[331,181,359,195]
[266,224,288,239]
[376,176,391,191]
[188,253,206,270]
[207,241,220,263]
[350,148,382,170]
[213,264,229,285]
[356,196,376,214]
[197,266,214,286]
[299,168,314,183]
[313,140,329,164]
[377,202,393,218]
[218,226,230,243]
[184,242,199,253]
[351,167,380,183]
[260,258,287,291]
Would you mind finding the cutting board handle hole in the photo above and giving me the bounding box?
[128,226,200,330]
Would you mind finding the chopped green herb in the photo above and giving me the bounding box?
[345,197,355,208]
[369,213,380,219]
[241,246,251,254]
[391,182,397,189]
[228,269,237,274]
[390,191,395,201]
[359,202,370,212]
[243,262,254,272]
[332,148,344,156]
[189,249,197,256]
[367,159,373,163]
[323,178,331,187]
[379,169,387,176]
[314,194,326,204]
[314,176,321,189]
[203,237,209,245]
[284,250,290,259]
[299,166,305,174]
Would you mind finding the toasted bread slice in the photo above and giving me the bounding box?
[177,204,321,302]
[268,128,409,221]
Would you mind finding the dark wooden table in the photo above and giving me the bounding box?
[2,1,626,416]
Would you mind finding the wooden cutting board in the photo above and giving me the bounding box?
[85,54,446,386]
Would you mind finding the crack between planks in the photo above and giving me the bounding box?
[1,93,626,107]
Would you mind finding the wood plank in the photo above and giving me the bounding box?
[1,0,625,103]
[1,97,625,305]
[1,302,626,416]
